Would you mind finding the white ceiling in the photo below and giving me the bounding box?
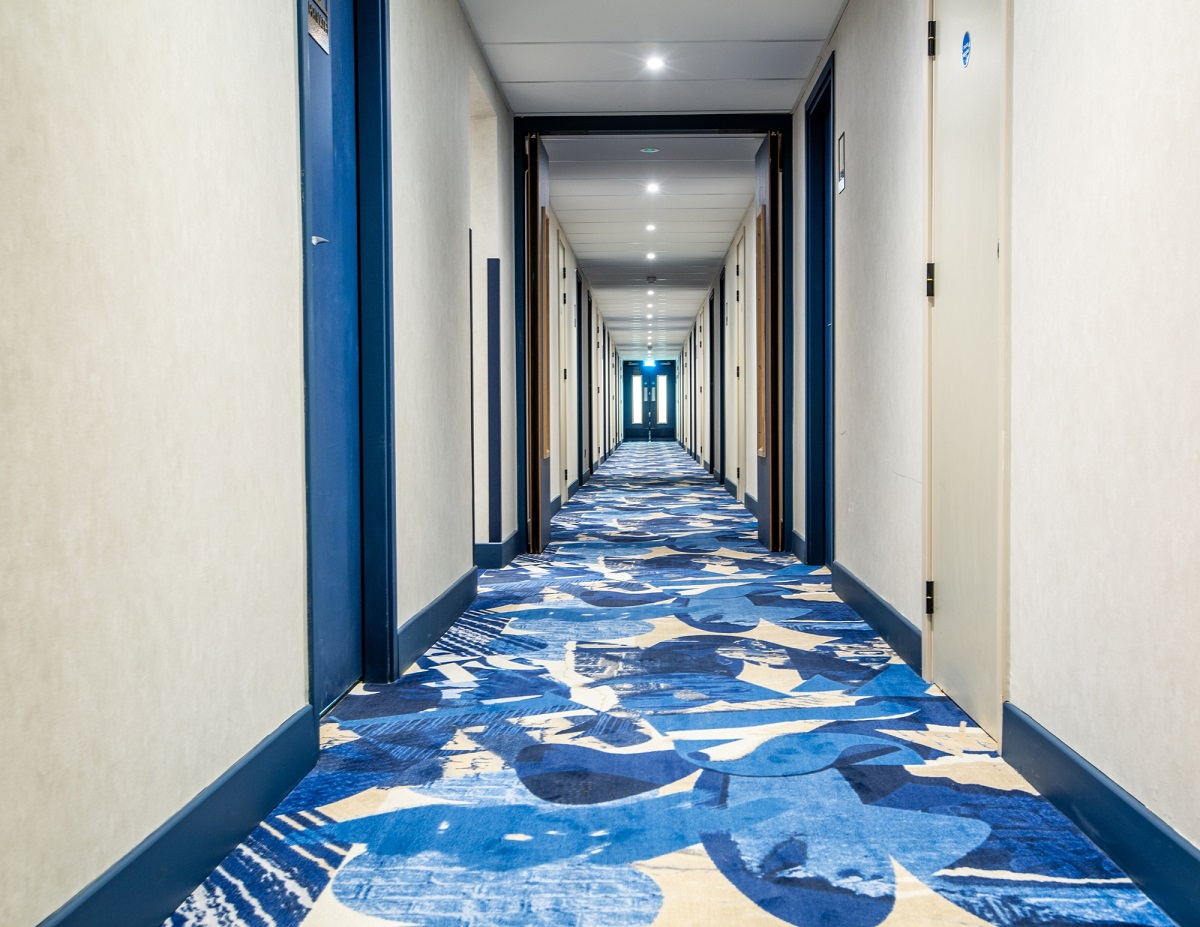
[461,0,845,356]
[460,0,843,115]
[545,135,759,356]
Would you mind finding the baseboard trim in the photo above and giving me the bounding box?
[474,531,518,570]
[1001,703,1200,927]
[829,561,922,674]
[790,529,807,563]
[744,491,758,517]
[40,706,316,927]
[550,494,562,517]
[567,478,579,500]
[723,477,737,497]
[395,567,478,673]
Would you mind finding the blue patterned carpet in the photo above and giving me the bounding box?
[167,442,1173,926]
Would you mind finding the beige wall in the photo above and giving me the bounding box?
[390,0,509,614]
[468,73,517,546]
[1009,0,1200,846]
[815,0,929,620]
[0,3,309,924]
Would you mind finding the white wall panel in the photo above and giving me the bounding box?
[389,0,512,609]
[820,0,928,618]
[0,3,307,922]
[1009,0,1200,847]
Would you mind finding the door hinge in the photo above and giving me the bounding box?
[927,20,937,57]
[563,368,567,380]
[564,469,568,481]
[736,365,740,377]
[925,581,935,615]
[736,467,740,478]
[926,262,935,298]
[562,266,566,279]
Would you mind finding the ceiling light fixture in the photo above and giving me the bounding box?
[646,224,656,231]
[646,252,656,260]
[646,56,664,71]
[640,147,659,154]
[646,182,660,193]
[646,313,652,319]
[647,289,655,295]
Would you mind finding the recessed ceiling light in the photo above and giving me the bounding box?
[646,253,656,260]
[646,224,656,231]
[646,57,664,71]
[647,289,655,295]
[646,313,652,319]
[640,147,659,154]
[646,183,660,193]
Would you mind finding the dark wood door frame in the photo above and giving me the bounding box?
[575,271,585,486]
[718,267,727,485]
[522,134,552,553]
[756,130,786,551]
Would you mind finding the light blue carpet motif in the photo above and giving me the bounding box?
[166,441,1174,926]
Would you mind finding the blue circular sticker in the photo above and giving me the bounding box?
[962,31,972,67]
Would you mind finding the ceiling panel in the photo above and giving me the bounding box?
[544,136,765,162]
[553,207,749,223]
[503,79,806,115]
[551,193,753,211]
[460,0,844,44]
[485,41,824,83]
[551,177,755,197]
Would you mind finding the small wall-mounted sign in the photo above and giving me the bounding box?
[837,132,846,194]
[308,0,330,54]
[962,31,972,67]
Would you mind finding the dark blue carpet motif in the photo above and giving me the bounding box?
[167,442,1174,926]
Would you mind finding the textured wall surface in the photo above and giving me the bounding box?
[390,0,509,617]
[1009,0,1200,847]
[822,0,928,622]
[0,2,308,923]
[468,75,516,546]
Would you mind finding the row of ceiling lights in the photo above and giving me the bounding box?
[644,161,659,356]
[636,81,663,361]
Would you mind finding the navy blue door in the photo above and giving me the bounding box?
[302,0,363,714]
[624,361,676,441]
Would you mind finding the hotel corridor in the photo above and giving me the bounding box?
[166,443,1169,926]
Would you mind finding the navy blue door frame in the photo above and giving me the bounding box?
[718,268,727,484]
[300,0,364,714]
[691,328,697,458]
[298,0,401,692]
[513,114,794,561]
[802,57,835,565]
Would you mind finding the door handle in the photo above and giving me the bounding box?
[311,236,330,246]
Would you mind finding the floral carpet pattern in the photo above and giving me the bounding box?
[167,441,1173,926]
